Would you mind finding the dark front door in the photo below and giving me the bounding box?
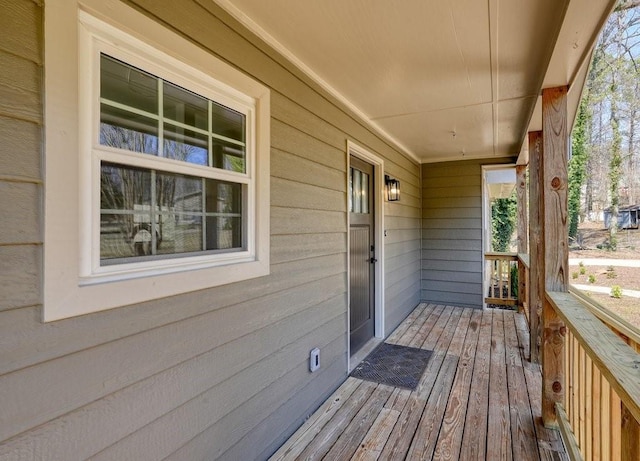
[349,156,375,354]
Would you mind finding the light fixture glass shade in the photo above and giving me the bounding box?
[385,175,400,201]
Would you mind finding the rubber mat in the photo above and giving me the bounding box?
[349,342,433,390]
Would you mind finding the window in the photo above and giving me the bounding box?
[44,0,270,321]
[349,167,370,214]
[98,55,247,265]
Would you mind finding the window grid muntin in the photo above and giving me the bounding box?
[95,51,253,271]
[100,161,245,264]
[99,53,247,173]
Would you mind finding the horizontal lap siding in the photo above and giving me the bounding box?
[384,181,422,334]
[421,159,511,309]
[0,1,421,461]
[0,0,42,314]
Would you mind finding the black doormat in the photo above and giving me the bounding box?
[349,343,433,390]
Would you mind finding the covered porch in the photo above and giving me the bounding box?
[4,0,640,460]
[270,304,567,461]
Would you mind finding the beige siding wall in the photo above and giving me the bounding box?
[421,158,511,309]
[0,1,421,460]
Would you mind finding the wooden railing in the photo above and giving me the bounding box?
[546,290,640,461]
[484,252,518,307]
[569,288,640,354]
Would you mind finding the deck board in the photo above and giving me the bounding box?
[459,309,493,461]
[433,309,482,461]
[269,304,569,461]
[487,310,512,461]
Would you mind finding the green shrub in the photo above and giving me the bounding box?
[580,266,586,275]
[610,285,623,299]
[588,274,596,284]
[572,271,579,279]
[606,266,617,279]
[578,261,585,268]
[491,193,517,252]
[510,263,518,298]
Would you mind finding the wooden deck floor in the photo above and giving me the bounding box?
[270,304,568,461]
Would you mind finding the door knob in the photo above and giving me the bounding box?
[370,257,378,263]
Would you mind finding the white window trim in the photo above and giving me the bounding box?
[44,0,270,321]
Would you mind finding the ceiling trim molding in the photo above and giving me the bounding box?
[212,0,421,164]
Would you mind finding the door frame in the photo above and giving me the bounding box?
[481,163,517,308]
[346,141,385,367]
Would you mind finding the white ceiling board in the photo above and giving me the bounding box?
[497,96,538,155]
[223,0,493,119]
[377,103,495,161]
[496,0,567,101]
[216,0,615,164]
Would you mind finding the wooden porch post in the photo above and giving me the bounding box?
[528,132,543,364]
[516,165,528,314]
[541,86,569,428]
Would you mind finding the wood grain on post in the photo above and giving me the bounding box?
[621,404,640,461]
[516,165,528,314]
[528,131,543,363]
[541,86,569,428]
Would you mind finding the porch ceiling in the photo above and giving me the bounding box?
[214,0,616,163]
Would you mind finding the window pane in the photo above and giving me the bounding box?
[211,138,245,173]
[156,213,203,255]
[353,169,361,213]
[100,214,139,259]
[212,102,245,143]
[163,82,208,130]
[101,163,152,210]
[155,172,203,255]
[100,104,159,154]
[361,172,369,214]
[163,123,208,165]
[349,168,354,212]
[349,167,370,215]
[101,54,158,114]
[100,163,152,260]
[100,163,245,262]
[170,177,203,213]
[205,179,243,250]
[206,216,242,250]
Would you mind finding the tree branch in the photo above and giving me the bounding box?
[616,0,640,12]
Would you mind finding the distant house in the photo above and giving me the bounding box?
[604,204,640,230]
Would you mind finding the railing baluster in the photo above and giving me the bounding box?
[580,347,586,456]
[506,259,512,299]
[621,404,640,461]
[611,389,622,461]
[499,259,504,301]
[584,354,594,460]
[567,331,572,430]
[593,366,601,461]
[602,378,611,460]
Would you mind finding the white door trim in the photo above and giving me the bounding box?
[346,141,385,369]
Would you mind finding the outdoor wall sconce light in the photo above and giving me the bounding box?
[385,175,400,202]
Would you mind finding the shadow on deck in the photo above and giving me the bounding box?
[270,304,568,461]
